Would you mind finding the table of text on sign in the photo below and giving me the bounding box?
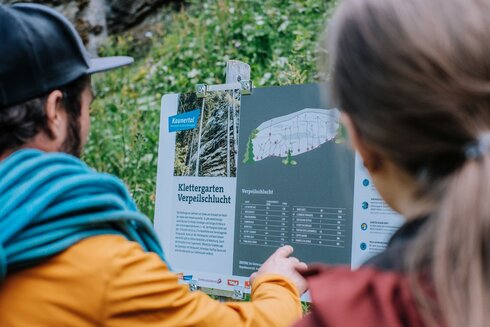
[239,200,290,247]
[292,206,346,248]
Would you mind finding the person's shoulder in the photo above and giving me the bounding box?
[50,235,167,279]
[63,235,141,264]
[294,265,424,327]
[0,235,145,326]
[70,234,135,252]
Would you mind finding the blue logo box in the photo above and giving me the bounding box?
[168,109,201,132]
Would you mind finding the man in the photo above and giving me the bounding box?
[0,3,307,326]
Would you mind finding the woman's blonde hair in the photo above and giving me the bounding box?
[327,0,490,325]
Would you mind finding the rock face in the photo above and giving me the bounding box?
[174,90,241,178]
[0,0,174,54]
[106,0,168,33]
[195,90,240,177]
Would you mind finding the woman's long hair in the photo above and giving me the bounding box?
[326,0,490,325]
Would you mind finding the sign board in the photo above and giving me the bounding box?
[154,83,404,296]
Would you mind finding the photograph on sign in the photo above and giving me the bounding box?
[173,90,241,177]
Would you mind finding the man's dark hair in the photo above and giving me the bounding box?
[0,75,90,157]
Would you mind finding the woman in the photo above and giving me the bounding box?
[296,0,490,326]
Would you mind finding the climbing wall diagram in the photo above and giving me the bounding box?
[243,108,340,165]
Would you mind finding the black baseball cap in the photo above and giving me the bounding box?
[0,3,134,108]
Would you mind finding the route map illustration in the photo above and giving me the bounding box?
[243,108,340,165]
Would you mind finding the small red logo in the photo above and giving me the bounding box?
[244,281,251,289]
[227,279,239,286]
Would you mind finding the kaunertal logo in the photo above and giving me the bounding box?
[168,109,200,132]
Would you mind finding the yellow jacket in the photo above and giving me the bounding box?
[0,235,302,326]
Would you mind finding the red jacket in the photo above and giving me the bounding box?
[294,266,423,327]
[295,218,428,327]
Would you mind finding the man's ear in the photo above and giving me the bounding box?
[44,90,66,140]
[341,113,382,171]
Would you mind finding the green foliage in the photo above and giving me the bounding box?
[243,129,258,164]
[282,149,297,166]
[302,301,311,313]
[173,143,190,176]
[84,0,338,219]
[335,122,348,144]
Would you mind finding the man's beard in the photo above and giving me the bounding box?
[59,114,82,158]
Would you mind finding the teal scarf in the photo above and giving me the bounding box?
[0,149,165,280]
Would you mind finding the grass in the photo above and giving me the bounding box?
[84,0,338,219]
